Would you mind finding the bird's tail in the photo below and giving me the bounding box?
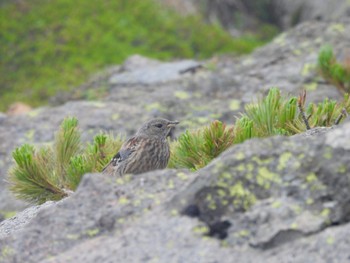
[101,160,114,174]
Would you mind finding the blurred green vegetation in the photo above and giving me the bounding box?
[317,45,350,93]
[0,0,273,111]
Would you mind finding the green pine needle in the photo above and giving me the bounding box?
[8,117,123,203]
[318,45,350,93]
[9,145,66,204]
[169,121,234,170]
[170,88,350,171]
[54,117,81,184]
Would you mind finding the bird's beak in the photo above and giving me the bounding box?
[167,121,180,128]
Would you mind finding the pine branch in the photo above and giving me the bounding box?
[298,90,310,130]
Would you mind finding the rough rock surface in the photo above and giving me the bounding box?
[161,0,350,32]
[1,120,350,263]
[276,0,350,29]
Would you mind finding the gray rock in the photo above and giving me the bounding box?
[0,201,55,239]
[109,59,200,85]
[120,54,162,72]
[1,119,350,263]
[277,0,350,29]
[169,0,350,32]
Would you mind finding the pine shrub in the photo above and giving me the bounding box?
[8,117,122,203]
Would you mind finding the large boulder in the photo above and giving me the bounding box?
[0,118,349,262]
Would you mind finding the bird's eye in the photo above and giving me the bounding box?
[155,123,163,128]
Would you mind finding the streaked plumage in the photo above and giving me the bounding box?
[102,118,179,176]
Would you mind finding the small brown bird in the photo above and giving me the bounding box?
[102,118,179,176]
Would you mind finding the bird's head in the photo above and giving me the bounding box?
[137,118,179,138]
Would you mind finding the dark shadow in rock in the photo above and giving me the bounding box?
[207,220,232,240]
[182,204,201,218]
[182,203,232,240]
[98,211,117,232]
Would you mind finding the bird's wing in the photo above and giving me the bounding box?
[102,136,140,173]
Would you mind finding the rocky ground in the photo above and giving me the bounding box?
[0,18,350,262]
[1,120,349,263]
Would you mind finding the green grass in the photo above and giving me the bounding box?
[0,0,271,111]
